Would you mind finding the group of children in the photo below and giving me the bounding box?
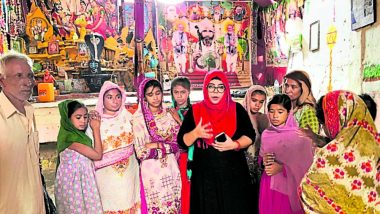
[55,77,194,213]
[54,70,379,214]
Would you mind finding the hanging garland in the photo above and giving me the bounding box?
[0,0,6,32]
[7,0,25,37]
[0,0,7,53]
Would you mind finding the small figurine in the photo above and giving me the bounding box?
[43,69,56,84]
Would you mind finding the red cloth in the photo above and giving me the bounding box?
[323,91,341,139]
[179,152,190,214]
[43,75,55,83]
[192,70,237,145]
[43,70,55,83]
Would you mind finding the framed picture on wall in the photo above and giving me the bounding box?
[48,41,59,55]
[11,39,22,53]
[29,46,37,54]
[351,0,376,30]
[77,42,88,56]
[309,20,320,52]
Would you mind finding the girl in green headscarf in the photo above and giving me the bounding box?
[55,100,103,213]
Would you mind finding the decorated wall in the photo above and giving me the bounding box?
[0,0,303,92]
[156,1,253,88]
[17,0,256,91]
[0,0,161,93]
[298,0,380,98]
[251,0,303,87]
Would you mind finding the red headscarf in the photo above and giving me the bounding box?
[192,70,236,145]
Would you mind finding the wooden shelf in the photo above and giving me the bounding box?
[29,54,61,60]
[64,46,77,49]
[101,68,129,72]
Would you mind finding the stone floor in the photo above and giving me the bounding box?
[40,142,57,203]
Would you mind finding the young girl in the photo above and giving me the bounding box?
[132,79,181,213]
[55,100,103,213]
[243,85,270,183]
[169,76,192,214]
[243,85,270,213]
[90,81,141,213]
[259,94,314,214]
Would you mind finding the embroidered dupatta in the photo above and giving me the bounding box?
[90,81,135,170]
[133,79,180,160]
[139,79,178,144]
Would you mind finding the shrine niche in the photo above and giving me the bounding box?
[20,0,143,93]
[28,39,38,54]
[26,4,54,43]
[18,0,255,92]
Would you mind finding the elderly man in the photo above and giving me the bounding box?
[0,51,45,213]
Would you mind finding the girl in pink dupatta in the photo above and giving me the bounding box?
[87,81,141,213]
[259,94,314,214]
[132,79,181,213]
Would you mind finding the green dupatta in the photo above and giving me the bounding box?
[57,100,92,160]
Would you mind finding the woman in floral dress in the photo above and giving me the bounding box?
[89,81,141,213]
[132,79,181,213]
[55,100,103,213]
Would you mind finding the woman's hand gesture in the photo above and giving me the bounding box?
[213,134,236,152]
[145,143,160,149]
[194,117,213,139]
[297,125,327,148]
[296,125,318,141]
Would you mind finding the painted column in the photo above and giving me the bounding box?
[134,0,145,90]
